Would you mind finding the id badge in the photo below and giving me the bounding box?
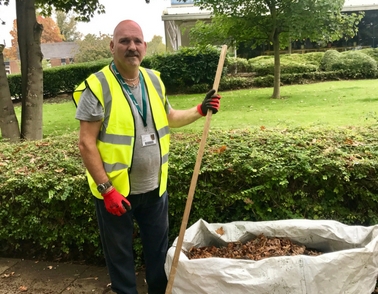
[141,133,157,147]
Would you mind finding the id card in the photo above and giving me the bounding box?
[141,133,157,147]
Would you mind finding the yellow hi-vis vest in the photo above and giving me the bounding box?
[73,64,170,199]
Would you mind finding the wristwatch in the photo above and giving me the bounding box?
[97,180,112,194]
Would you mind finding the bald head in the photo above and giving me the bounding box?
[113,20,144,42]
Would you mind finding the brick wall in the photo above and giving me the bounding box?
[9,60,20,74]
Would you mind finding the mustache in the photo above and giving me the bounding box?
[125,51,139,57]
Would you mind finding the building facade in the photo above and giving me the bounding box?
[4,42,78,75]
[161,0,378,52]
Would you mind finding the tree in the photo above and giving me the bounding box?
[0,0,105,142]
[74,33,112,63]
[191,0,363,98]
[38,15,64,43]
[0,44,20,142]
[3,20,18,60]
[190,15,235,48]
[55,10,82,42]
[4,16,63,62]
[146,35,166,56]
[2,47,15,60]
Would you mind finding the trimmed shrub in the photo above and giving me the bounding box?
[7,46,227,98]
[252,62,275,77]
[330,51,378,79]
[7,74,22,100]
[6,47,378,98]
[319,50,341,71]
[282,63,318,74]
[2,126,378,264]
[148,46,227,94]
[252,75,274,87]
[227,57,251,73]
[281,52,324,66]
[219,76,254,91]
[252,61,317,77]
[280,71,343,85]
[0,136,99,262]
[360,48,378,63]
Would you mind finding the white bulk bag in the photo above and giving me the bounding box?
[165,219,378,294]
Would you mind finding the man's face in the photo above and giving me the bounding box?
[110,22,147,69]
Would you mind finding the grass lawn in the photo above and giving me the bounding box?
[12,79,378,137]
[172,79,378,132]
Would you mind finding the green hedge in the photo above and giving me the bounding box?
[280,52,324,66]
[330,51,378,78]
[227,57,252,74]
[218,76,254,91]
[252,71,345,87]
[320,50,378,78]
[252,62,318,77]
[1,126,378,264]
[7,46,226,98]
[319,50,341,71]
[360,48,378,63]
[147,46,226,94]
[7,59,111,100]
[6,47,378,99]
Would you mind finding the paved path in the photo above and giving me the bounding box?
[0,257,147,294]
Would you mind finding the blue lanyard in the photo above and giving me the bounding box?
[111,62,148,127]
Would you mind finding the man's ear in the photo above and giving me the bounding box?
[110,41,114,54]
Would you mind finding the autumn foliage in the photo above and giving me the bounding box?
[38,15,63,43]
[3,16,63,61]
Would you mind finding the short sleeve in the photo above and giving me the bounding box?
[165,96,172,115]
[75,88,104,121]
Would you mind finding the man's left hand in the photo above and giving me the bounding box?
[197,89,221,116]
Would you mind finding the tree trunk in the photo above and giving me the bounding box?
[16,0,44,141]
[272,30,281,99]
[0,44,21,143]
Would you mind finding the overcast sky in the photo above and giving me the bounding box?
[345,0,378,5]
[0,0,171,47]
[0,0,376,48]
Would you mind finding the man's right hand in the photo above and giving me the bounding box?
[102,188,132,216]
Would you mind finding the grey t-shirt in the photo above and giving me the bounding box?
[75,82,170,195]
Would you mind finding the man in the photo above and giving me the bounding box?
[73,20,221,294]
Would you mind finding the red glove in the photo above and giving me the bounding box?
[102,188,132,216]
[197,89,221,116]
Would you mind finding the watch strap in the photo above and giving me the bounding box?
[97,180,112,193]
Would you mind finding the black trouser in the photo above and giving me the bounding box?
[94,188,169,294]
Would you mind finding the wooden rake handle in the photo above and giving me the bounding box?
[165,45,228,294]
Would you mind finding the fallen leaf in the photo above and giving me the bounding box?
[216,145,227,153]
[36,142,50,147]
[345,138,354,145]
[186,234,322,260]
[19,285,28,292]
[216,227,225,235]
[15,167,28,174]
